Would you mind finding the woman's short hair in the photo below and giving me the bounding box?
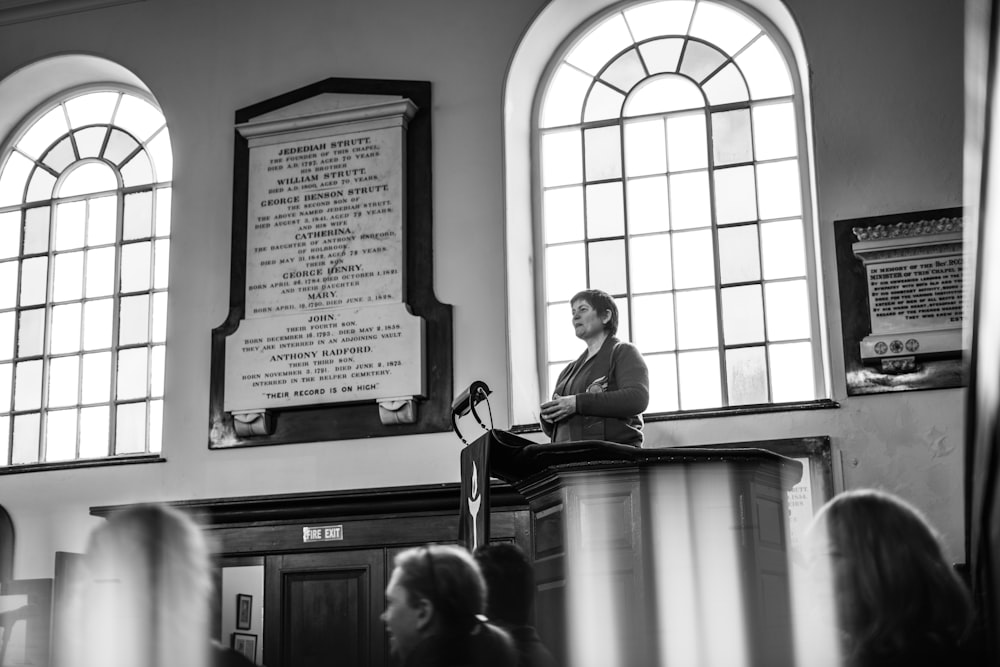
[808,489,973,664]
[393,544,486,634]
[571,289,618,336]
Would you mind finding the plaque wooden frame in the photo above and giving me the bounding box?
[209,78,452,447]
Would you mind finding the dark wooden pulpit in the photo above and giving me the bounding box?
[462,430,803,667]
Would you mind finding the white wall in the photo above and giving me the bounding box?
[0,0,968,578]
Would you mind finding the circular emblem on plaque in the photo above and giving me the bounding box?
[874,342,888,355]
[905,338,919,352]
[889,340,904,354]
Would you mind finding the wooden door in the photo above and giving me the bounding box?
[264,549,386,667]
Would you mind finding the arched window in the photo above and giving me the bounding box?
[536,0,825,413]
[0,88,171,465]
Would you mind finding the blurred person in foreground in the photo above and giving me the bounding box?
[66,503,255,667]
[540,289,649,446]
[474,543,558,667]
[804,489,980,667]
[382,543,516,667]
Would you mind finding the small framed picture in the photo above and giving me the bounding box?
[231,632,257,662]
[236,593,253,630]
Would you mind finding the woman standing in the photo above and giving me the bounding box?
[540,289,649,446]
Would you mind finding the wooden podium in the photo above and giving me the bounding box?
[462,431,803,667]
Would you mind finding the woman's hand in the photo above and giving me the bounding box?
[540,394,577,423]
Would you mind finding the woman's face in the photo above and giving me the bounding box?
[572,299,610,341]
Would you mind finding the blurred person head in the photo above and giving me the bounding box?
[805,489,973,666]
[72,503,212,667]
[474,543,535,626]
[570,289,618,339]
[382,544,487,661]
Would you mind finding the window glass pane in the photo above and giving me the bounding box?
[601,49,647,92]
[153,239,170,289]
[149,399,163,453]
[565,13,634,76]
[88,195,117,246]
[74,126,108,159]
[626,76,704,116]
[666,112,708,172]
[23,207,50,254]
[103,128,139,166]
[588,239,627,295]
[586,182,624,238]
[66,91,119,128]
[53,251,84,301]
[120,241,151,293]
[721,284,764,345]
[20,257,48,306]
[79,405,109,458]
[769,341,814,401]
[114,401,146,453]
[546,363,562,399]
[669,171,710,229]
[678,41,726,84]
[542,130,583,187]
[757,160,802,219]
[17,106,69,160]
[714,166,757,225]
[83,299,113,350]
[50,303,82,354]
[645,352,679,412]
[718,224,760,284]
[544,186,585,244]
[0,364,10,411]
[689,2,761,55]
[584,82,626,123]
[124,191,153,240]
[152,292,168,343]
[114,94,164,142]
[0,416,8,466]
[0,152,32,207]
[761,219,807,279]
[119,294,150,345]
[17,308,45,357]
[711,109,753,166]
[632,293,675,352]
[82,351,111,404]
[0,312,13,361]
[151,345,165,397]
[702,63,750,106]
[675,288,718,349]
[85,246,116,298]
[545,243,586,302]
[147,130,173,182]
[0,262,16,309]
[585,126,623,181]
[736,35,793,100]
[615,296,631,342]
[55,200,86,251]
[638,38,684,75]
[764,279,811,340]
[120,151,153,187]
[672,229,715,289]
[60,162,117,197]
[678,349,721,409]
[116,347,148,400]
[12,413,40,464]
[0,211,18,260]
[154,187,171,236]
[624,119,666,176]
[43,136,77,172]
[726,346,769,405]
[623,1,694,42]
[48,355,80,407]
[629,233,672,293]
[626,176,670,234]
[45,409,77,462]
[542,64,592,128]
[547,302,580,363]
[753,102,797,160]
[26,169,56,203]
[14,360,42,411]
